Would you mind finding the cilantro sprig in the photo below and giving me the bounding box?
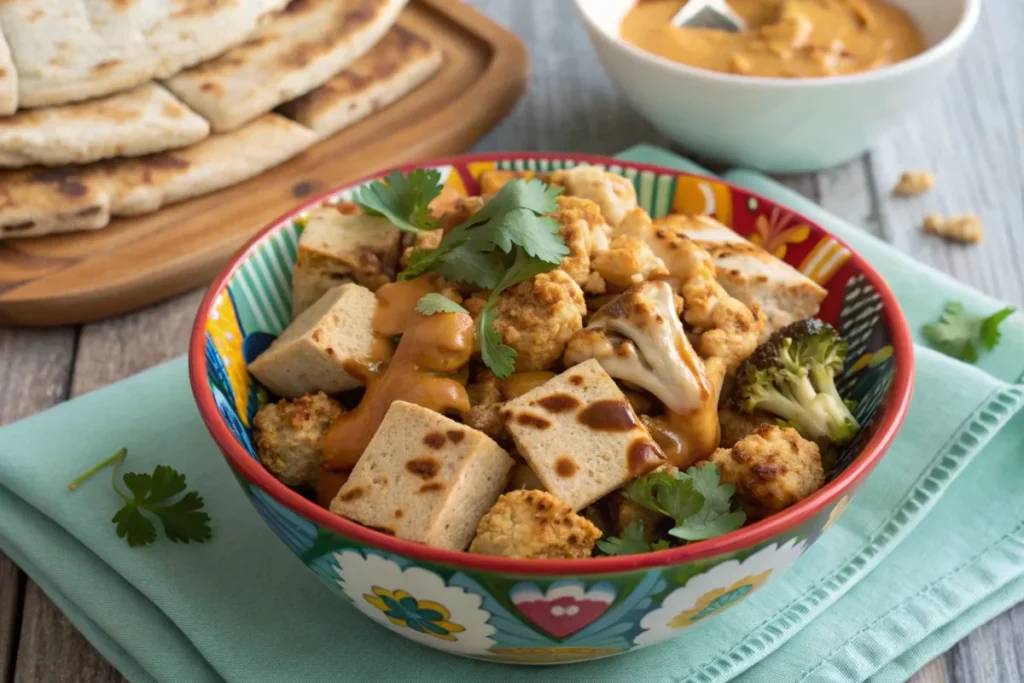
[597,465,745,556]
[596,521,671,556]
[352,168,443,233]
[922,301,1014,363]
[355,170,570,378]
[69,448,212,548]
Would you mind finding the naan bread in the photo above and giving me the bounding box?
[144,0,293,79]
[0,168,111,240]
[0,114,316,239]
[0,84,210,168]
[281,24,442,140]
[0,27,16,115]
[0,0,156,108]
[165,0,407,132]
[101,113,316,216]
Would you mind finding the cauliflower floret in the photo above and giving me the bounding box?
[551,165,638,228]
[438,195,487,231]
[718,406,774,448]
[551,195,613,285]
[710,424,824,520]
[591,234,670,289]
[469,490,602,559]
[253,392,343,488]
[565,280,711,413]
[465,269,586,371]
[618,208,763,371]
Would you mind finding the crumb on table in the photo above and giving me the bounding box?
[923,214,983,244]
[893,170,937,197]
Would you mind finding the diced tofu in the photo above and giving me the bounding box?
[291,207,401,317]
[330,401,515,550]
[248,283,377,398]
[500,359,665,510]
[659,214,827,336]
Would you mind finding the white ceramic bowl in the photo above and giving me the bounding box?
[574,0,980,173]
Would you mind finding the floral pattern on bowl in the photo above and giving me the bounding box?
[189,153,914,664]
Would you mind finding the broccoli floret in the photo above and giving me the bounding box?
[735,319,860,446]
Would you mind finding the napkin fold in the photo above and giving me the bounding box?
[0,147,1021,683]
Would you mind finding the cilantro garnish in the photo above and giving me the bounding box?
[415,293,469,316]
[596,521,672,556]
[352,168,443,233]
[69,448,212,548]
[922,301,1014,363]
[361,170,570,378]
[624,465,745,545]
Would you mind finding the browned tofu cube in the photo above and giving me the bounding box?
[330,401,515,550]
[291,207,401,317]
[248,283,377,398]
[501,359,665,510]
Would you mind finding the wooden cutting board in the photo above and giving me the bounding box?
[0,0,528,326]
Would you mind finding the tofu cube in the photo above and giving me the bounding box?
[501,359,665,510]
[248,283,377,398]
[291,207,401,317]
[331,401,515,550]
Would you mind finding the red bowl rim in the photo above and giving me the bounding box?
[189,151,915,576]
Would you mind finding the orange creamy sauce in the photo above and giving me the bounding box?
[621,0,925,78]
[319,277,473,471]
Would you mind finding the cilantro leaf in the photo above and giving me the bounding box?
[415,293,469,316]
[479,302,517,379]
[434,246,502,289]
[922,301,1015,363]
[979,307,1014,350]
[476,249,560,379]
[70,449,212,548]
[623,466,744,546]
[352,169,443,233]
[597,521,654,556]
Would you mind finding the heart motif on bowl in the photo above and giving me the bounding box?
[509,581,616,639]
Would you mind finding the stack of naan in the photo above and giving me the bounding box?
[0,0,443,239]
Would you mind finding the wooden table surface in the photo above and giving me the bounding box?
[1,1,1022,681]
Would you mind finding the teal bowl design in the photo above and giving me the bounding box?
[189,153,914,664]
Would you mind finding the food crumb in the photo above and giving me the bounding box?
[892,171,936,197]
[923,214,983,244]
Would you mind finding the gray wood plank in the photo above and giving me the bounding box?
[867,0,1024,306]
[11,291,205,683]
[467,0,669,154]
[0,327,76,683]
[952,604,1024,683]
[910,654,953,683]
[14,583,122,683]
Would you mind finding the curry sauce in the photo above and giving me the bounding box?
[621,0,925,78]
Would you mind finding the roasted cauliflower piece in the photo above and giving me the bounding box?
[617,208,763,371]
[436,195,487,232]
[591,235,670,289]
[464,269,586,371]
[718,406,774,448]
[253,392,343,489]
[564,280,711,414]
[469,490,602,559]
[551,195,613,285]
[710,424,825,520]
[551,164,638,228]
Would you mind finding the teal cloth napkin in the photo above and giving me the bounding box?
[1,146,1022,683]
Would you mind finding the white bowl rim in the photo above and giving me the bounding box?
[573,0,981,88]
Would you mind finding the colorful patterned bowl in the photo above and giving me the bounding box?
[189,153,914,665]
